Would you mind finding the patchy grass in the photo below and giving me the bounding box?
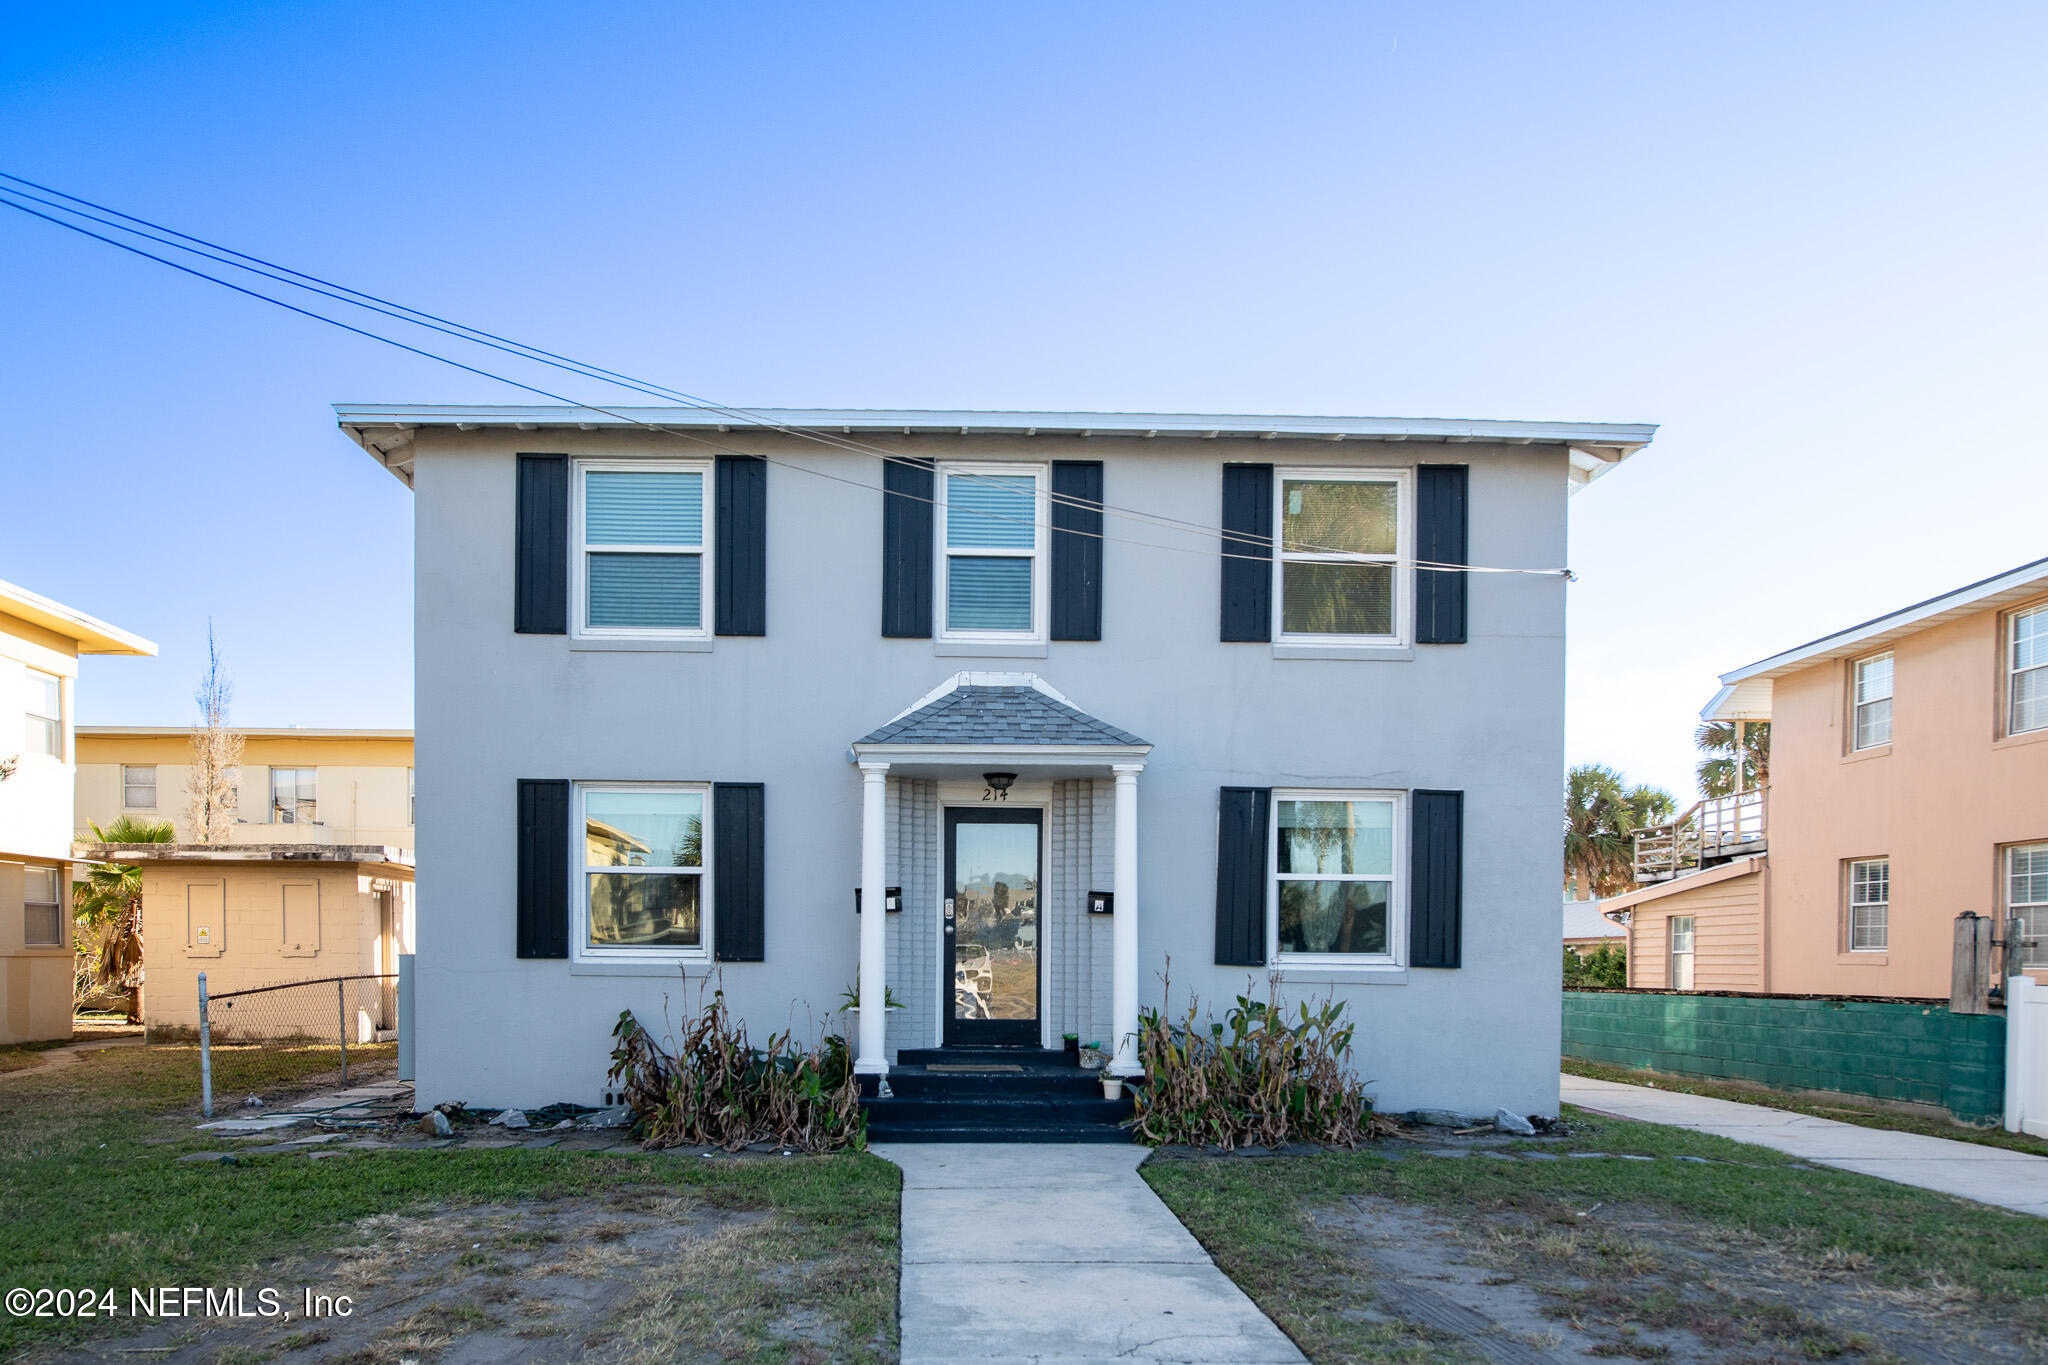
[0,1041,900,1363]
[1564,1056,2048,1158]
[1144,1107,2048,1362]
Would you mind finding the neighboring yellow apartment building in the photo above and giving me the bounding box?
[0,580,156,1045]
[1609,556,2048,997]
[76,727,414,851]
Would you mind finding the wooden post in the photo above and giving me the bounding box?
[1952,913,1992,1015]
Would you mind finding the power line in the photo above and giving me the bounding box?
[0,177,1571,578]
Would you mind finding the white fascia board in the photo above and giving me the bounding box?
[1717,556,2048,688]
[0,579,158,656]
[1699,678,1775,723]
[848,743,1152,765]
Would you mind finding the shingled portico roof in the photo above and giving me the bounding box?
[854,673,1149,752]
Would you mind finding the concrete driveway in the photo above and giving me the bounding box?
[1563,1072,2048,1217]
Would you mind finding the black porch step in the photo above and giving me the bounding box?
[862,1095,1131,1126]
[865,1121,1135,1144]
[896,1047,1071,1068]
[858,1050,1137,1143]
[879,1066,1103,1099]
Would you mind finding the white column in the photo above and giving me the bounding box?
[856,761,891,1075]
[1110,763,1143,1076]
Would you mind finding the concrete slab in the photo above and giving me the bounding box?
[1562,1072,2048,1217]
[875,1143,1304,1364]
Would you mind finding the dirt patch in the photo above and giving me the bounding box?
[1318,1194,2039,1363]
[48,1188,846,1365]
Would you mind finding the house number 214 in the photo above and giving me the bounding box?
[981,787,1009,802]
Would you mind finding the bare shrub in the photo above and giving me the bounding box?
[607,987,864,1153]
[1129,971,1373,1149]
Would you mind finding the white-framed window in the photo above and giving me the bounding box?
[1269,790,1404,965]
[123,765,157,809]
[2010,606,2047,737]
[24,865,62,947]
[271,767,317,825]
[575,782,711,962]
[1274,468,1411,645]
[25,669,61,758]
[1668,915,1696,989]
[2008,843,2048,968]
[1851,652,1893,750]
[573,459,712,639]
[1848,857,1889,951]
[936,462,1048,642]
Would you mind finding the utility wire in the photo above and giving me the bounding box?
[0,178,1570,577]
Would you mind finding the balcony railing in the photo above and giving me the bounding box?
[1633,787,1768,882]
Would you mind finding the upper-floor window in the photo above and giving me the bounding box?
[1851,652,1893,750]
[1275,470,1408,644]
[577,782,709,962]
[122,765,157,808]
[23,866,62,947]
[2011,606,2047,736]
[938,463,1047,641]
[271,767,317,825]
[1270,790,1403,965]
[574,461,710,639]
[2010,842,2047,967]
[1848,857,1889,951]
[24,669,61,758]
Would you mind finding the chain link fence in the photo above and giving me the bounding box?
[199,972,397,1116]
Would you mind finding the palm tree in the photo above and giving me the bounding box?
[1695,721,1770,798]
[74,815,175,1022]
[1564,765,1676,898]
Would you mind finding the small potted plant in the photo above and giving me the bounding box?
[1062,1032,1080,1064]
[1100,1072,1125,1100]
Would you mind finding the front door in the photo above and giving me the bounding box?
[944,807,1041,1047]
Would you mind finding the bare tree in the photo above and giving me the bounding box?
[185,624,244,844]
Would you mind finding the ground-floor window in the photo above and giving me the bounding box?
[575,782,709,962]
[1667,914,1695,989]
[1270,790,1403,965]
[23,866,62,947]
[1848,857,1889,951]
[2009,843,2048,967]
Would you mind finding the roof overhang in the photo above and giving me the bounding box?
[1598,855,1765,913]
[76,726,414,741]
[334,405,1657,492]
[0,580,157,656]
[1701,555,2048,722]
[77,842,415,871]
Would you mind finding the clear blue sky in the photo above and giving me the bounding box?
[5,2,2043,800]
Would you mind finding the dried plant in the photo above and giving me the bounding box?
[607,984,864,1153]
[1128,968,1373,1149]
[185,623,244,845]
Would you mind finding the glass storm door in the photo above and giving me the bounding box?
[943,807,1042,1047]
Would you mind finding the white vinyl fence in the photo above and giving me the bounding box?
[2006,975,2048,1138]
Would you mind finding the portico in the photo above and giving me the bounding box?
[849,673,1151,1077]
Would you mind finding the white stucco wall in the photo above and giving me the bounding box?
[407,428,1567,1117]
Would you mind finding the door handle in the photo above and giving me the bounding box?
[944,898,955,934]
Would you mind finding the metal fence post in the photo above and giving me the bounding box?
[198,971,212,1119]
[338,977,348,1084]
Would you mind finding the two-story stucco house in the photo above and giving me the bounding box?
[0,580,155,1045]
[339,406,1655,1133]
[1608,555,2048,997]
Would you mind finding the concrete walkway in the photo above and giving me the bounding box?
[1563,1072,2048,1217]
[874,1143,1305,1365]
[0,1032,145,1082]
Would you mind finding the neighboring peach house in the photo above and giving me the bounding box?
[76,727,413,851]
[1606,555,2048,997]
[82,842,415,1039]
[0,580,156,1045]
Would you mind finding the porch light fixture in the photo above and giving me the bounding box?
[983,772,1018,792]
[855,886,903,914]
[1088,891,1114,915]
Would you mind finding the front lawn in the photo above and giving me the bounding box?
[1144,1108,2048,1362]
[0,1043,900,1363]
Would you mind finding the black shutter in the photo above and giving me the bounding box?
[1051,460,1103,641]
[1220,464,1273,642]
[514,454,569,634]
[1416,464,1468,645]
[1214,786,1271,966]
[1410,789,1463,967]
[714,783,765,962]
[516,779,570,959]
[881,457,934,638]
[715,455,767,636]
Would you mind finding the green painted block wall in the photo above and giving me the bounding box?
[1562,991,2007,1125]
